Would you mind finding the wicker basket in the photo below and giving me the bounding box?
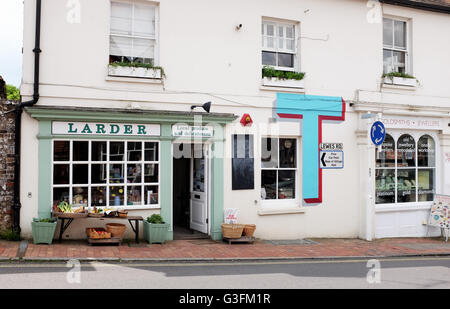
[243,224,256,237]
[88,212,104,218]
[221,224,245,239]
[106,223,126,239]
[86,228,111,239]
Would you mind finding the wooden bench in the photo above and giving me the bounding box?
[55,215,144,244]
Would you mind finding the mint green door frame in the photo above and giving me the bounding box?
[27,107,235,240]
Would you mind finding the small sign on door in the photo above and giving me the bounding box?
[320,151,344,169]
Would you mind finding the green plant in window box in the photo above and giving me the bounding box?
[262,66,305,81]
[109,61,166,79]
[382,72,420,86]
[143,214,170,244]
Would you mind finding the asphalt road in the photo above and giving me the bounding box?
[0,257,448,289]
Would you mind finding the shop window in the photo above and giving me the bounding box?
[375,134,435,204]
[52,140,160,209]
[261,138,297,200]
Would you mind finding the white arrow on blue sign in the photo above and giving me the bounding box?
[371,121,386,146]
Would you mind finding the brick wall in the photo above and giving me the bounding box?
[0,99,17,230]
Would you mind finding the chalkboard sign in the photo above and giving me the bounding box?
[232,135,254,190]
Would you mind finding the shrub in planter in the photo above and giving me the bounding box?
[31,218,57,245]
[143,214,170,244]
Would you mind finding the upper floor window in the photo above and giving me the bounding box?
[262,20,297,71]
[383,17,408,74]
[110,1,158,65]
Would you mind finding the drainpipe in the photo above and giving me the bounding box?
[13,0,42,234]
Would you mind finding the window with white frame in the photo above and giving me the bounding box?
[383,17,408,74]
[110,1,158,65]
[261,138,297,200]
[375,133,436,204]
[261,20,297,70]
[52,140,160,208]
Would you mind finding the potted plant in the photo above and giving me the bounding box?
[262,66,305,88]
[382,72,418,87]
[31,218,57,245]
[143,214,170,244]
[108,61,165,79]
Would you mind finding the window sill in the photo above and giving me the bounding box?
[105,75,163,85]
[261,77,305,90]
[258,207,306,216]
[375,203,433,213]
[382,77,417,90]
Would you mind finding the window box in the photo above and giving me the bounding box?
[262,77,304,89]
[383,76,417,87]
[108,65,162,79]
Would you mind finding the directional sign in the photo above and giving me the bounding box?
[320,151,344,169]
[370,121,386,146]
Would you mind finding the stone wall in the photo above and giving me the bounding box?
[0,99,17,230]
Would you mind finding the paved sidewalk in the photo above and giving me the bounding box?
[0,237,449,261]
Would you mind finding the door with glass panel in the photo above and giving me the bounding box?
[190,144,208,234]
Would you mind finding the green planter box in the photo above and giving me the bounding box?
[143,221,170,244]
[31,218,57,245]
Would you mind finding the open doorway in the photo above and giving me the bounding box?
[172,143,209,240]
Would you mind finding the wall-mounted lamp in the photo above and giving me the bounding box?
[235,24,242,31]
[191,101,211,113]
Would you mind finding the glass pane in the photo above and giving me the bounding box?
[262,51,276,66]
[127,163,142,183]
[278,38,284,49]
[277,53,294,68]
[92,141,107,161]
[278,26,284,37]
[418,169,435,202]
[72,187,88,207]
[418,135,435,167]
[397,169,416,203]
[133,4,155,37]
[144,142,159,161]
[144,164,158,183]
[54,141,70,161]
[91,186,106,207]
[73,164,88,184]
[109,164,124,183]
[286,26,294,39]
[53,187,69,207]
[91,164,107,184]
[397,134,415,167]
[376,134,395,167]
[110,142,124,161]
[278,170,295,199]
[53,164,69,185]
[383,49,393,74]
[127,186,142,206]
[127,142,142,161]
[279,139,296,168]
[393,51,406,73]
[110,2,132,35]
[109,186,124,206]
[73,141,88,161]
[383,18,393,47]
[261,138,278,168]
[261,170,276,200]
[193,156,205,192]
[266,24,274,36]
[144,185,159,205]
[394,20,406,49]
[375,169,396,204]
[286,39,295,52]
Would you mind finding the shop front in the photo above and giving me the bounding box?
[374,115,443,238]
[24,106,236,241]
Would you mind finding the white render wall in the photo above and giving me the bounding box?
[19,0,450,239]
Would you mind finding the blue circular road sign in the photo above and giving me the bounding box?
[371,121,386,146]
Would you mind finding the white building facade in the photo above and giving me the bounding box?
[19,0,450,240]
